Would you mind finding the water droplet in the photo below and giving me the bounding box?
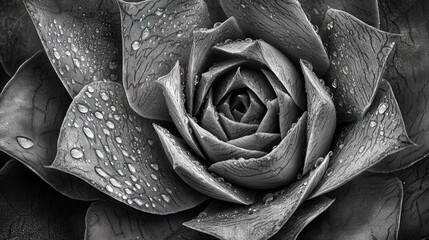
[369,120,377,128]
[96,149,105,159]
[378,102,388,114]
[83,126,94,139]
[105,184,114,193]
[70,147,84,159]
[100,92,109,101]
[161,194,170,203]
[262,193,274,206]
[16,136,34,149]
[115,136,123,143]
[109,177,122,187]
[314,157,324,168]
[326,168,333,177]
[94,111,103,119]
[358,145,365,153]
[127,163,136,173]
[77,103,89,113]
[147,139,154,145]
[155,7,165,16]
[198,212,207,218]
[132,41,141,50]
[142,27,150,40]
[95,167,109,178]
[106,121,115,129]
[150,173,158,180]
[150,163,159,171]
[247,207,258,215]
[53,51,60,59]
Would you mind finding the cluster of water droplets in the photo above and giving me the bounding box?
[61,83,177,210]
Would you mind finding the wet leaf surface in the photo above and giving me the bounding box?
[184,151,330,240]
[310,81,414,198]
[299,0,380,29]
[0,160,90,240]
[301,60,336,175]
[0,0,42,76]
[154,124,255,205]
[218,0,329,75]
[393,157,429,240]
[23,0,122,97]
[85,199,214,240]
[52,81,206,215]
[300,173,403,240]
[371,0,429,172]
[209,113,307,189]
[0,51,103,201]
[321,9,398,123]
[187,17,244,114]
[272,196,335,240]
[119,0,211,120]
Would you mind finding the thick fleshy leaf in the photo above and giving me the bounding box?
[322,9,398,123]
[257,99,280,134]
[218,0,329,75]
[301,60,336,175]
[0,0,42,76]
[272,196,335,240]
[300,173,403,240]
[213,40,305,110]
[188,116,267,162]
[85,199,213,240]
[200,90,228,141]
[241,90,267,124]
[392,157,429,240]
[209,113,307,189]
[310,81,414,198]
[23,0,122,97]
[154,124,255,205]
[228,133,281,152]
[187,17,244,113]
[370,0,429,171]
[194,59,246,115]
[119,0,211,120]
[0,51,102,201]
[51,81,206,215]
[157,62,205,158]
[184,151,330,240]
[299,0,380,29]
[218,114,259,140]
[0,160,89,240]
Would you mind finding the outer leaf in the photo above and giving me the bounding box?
[119,0,211,120]
[23,0,122,97]
[301,60,336,175]
[0,0,42,76]
[187,17,244,114]
[393,157,429,240]
[300,173,403,240]
[299,0,380,29]
[213,40,306,110]
[85,199,214,240]
[371,0,429,171]
[321,9,398,123]
[0,51,102,201]
[272,196,335,240]
[154,124,256,205]
[0,160,89,240]
[209,113,307,189]
[310,81,414,198]
[184,151,330,240]
[218,0,329,75]
[51,81,206,215]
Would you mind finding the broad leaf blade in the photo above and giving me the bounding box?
[0,51,102,201]
[23,0,122,96]
[52,81,206,215]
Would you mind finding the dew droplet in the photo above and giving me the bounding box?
[95,167,109,178]
[132,41,141,50]
[77,103,89,113]
[161,194,170,203]
[96,149,105,159]
[16,136,34,149]
[83,126,94,139]
[263,193,274,206]
[127,163,136,173]
[142,27,150,40]
[109,177,122,187]
[100,92,109,101]
[53,51,60,59]
[369,120,377,128]
[150,173,158,180]
[358,145,365,153]
[70,147,84,159]
[150,163,159,171]
[378,102,388,114]
[106,121,115,129]
[105,184,114,193]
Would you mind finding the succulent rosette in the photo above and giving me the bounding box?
[0,0,428,239]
